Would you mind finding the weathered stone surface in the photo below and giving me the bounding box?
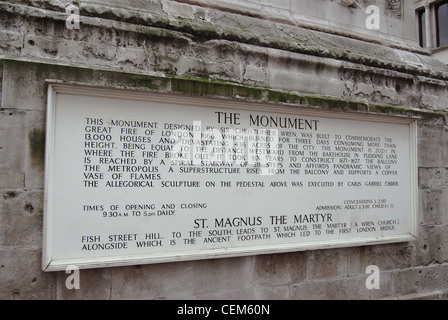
[1,1,447,79]
[418,122,448,168]
[413,225,448,266]
[393,264,448,296]
[108,256,253,299]
[0,189,43,247]
[267,47,344,98]
[419,189,448,225]
[1,1,447,111]
[1,62,47,111]
[0,174,24,188]
[253,252,307,286]
[0,57,446,299]
[290,272,394,300]
[0,247,53,299]
[355,243,414,272]
[24,110,46,188]
[252,284,289,299]
[418,168,448,190]
[0,110,27,173]
[109,262,195,299]
[307,248,349,280]
[0,0,448,300]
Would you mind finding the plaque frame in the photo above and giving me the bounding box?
[42,83,418,271]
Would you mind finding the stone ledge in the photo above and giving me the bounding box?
[386,289,448,300]
[3,58,446,121]
[1,1,448,82]
[0,173,24,188]
[402,290,448,299]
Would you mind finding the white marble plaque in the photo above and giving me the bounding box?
[42,84,418,271]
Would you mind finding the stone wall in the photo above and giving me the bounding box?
[1,0,448,299]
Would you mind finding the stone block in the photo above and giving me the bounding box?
[290,0,321,17]
[166,41,226,79]
[240,44,268,86]
[2,62,47,111]
[393,264,448,296]
[24,110,46,188]
[339,65,419,108]
[0,247,54,299]
[291,272,394,299]
[0,189,43,247]
[114,46,147,71]
[353,244,414,273]
[347,246,362,276]
[161,0,207,21]
[263,5,295,25]
[267,48,344,98]
[394,290,448,300]
[253,252,307,286]
[419,189,448,225]
[253,284,289,299]
[417,123,448,168]
[418,168,448,190]
[83,0,164,13]
[420,81,448,111]
[413,225,448,267]
[0,29,22,55]
[20,18,152,75]
[190,257,253,296]
[0,173,24,188]
[110,261,195,299]
[0,109,27,173]
[193,40,268,85]
[193,287,254,300]
[307,248,348,280]
[0,60,2,107]
[109,257,253,299]
[249,0,289,9]
[22,34,63,61]
[0,7,24,30]
[145,33,195,76]
[0,10,23,56]
[207,6,279,45]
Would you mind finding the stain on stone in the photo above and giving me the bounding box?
[0,60,2,107]
[11,289,20,299]
[3,191,18,199]
[28,128,45,170]
[385,0,402,19]
[24,203,34,214]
